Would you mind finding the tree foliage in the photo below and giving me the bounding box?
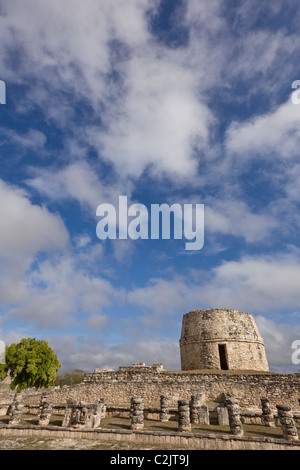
[55,369,86,386]
[0,338,61,392]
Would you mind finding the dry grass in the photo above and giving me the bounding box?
[0,435,191,450]
[0,413,64,426]
[100,415,290,439]
[1,413,291,439]
[0,413,298,450]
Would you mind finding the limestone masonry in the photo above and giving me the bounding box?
[1,307,299,414]
[180,309,269,371]
[1,307,300,450]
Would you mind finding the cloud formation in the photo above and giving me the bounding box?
[1,1,300,375]
[0,179,68,267]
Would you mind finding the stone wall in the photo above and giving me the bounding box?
[1,379,300,450]
[17,367,300,410]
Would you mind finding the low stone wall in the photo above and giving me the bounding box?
[19,369,299,410]
[2,366,300,415]
[0,423,299,450]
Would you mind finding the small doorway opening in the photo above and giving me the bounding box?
[218,344,228,370]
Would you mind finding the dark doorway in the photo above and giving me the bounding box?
[218,344,228,370]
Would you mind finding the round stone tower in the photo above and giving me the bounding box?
[179,309,269,372]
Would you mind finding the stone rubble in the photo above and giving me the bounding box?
[62,397,104,429]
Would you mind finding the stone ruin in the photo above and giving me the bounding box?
[217,405,229,426]
[225,395,244,437]
[8,396,24,425]
[160,394,170,422]
[38,393,53,426]
[180,308,269,372]
[62,397,106,429]
[73,309,299,414]
[119,363,164,373]
[125,391,298,442]
[7,394,106,429]
[178,399,191,432]
[261,397,275,427]
[276,404,299,441]
[3,389,299,442]
[190,393,209,425]
[130,396,144,430]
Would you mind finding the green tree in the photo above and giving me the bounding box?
[0,338,61,392]
[55,369,86,386]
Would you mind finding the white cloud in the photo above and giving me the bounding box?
[204,253,300,312]
[1,0,300,377]
[46,334,180,372]
[73,235,91,249]
[283,163,300,202]
[0,179,68,265]
[0,179,118,330]
[6,255,117,329]
[255,315,300,372]
[91,56,214,178]
[226,98,300,161]
[27,162,131,214]
[0,0,155,111]
[2,0,299,183]
[127,251,300,320]
[127,276,190,326]
[0,179,70,309]
[0,128,47,152]
[205,198,278,243]
[0,0,215,180]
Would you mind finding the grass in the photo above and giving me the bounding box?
[0,413,297,450]
[1,413,296,439]
[100,415,291,439]
[0,413,64,426]
[0,436,193,451]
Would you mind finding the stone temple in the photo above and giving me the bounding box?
[179,308,269,372]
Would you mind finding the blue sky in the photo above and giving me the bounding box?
[1,0,300,373]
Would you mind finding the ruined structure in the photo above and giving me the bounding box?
[160,395,170,422]
[225,396,244,437]
[130,396,144,430]
[276,405,299,441]
[261,397,275,427]
[2,308,300,422]
[178,399,191,432]
[2,391,300,450]
[180,309,269,371]
[1,305,300,450]
[62,397,105,428]
[38,394,53,426]
[8,398,24,425]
